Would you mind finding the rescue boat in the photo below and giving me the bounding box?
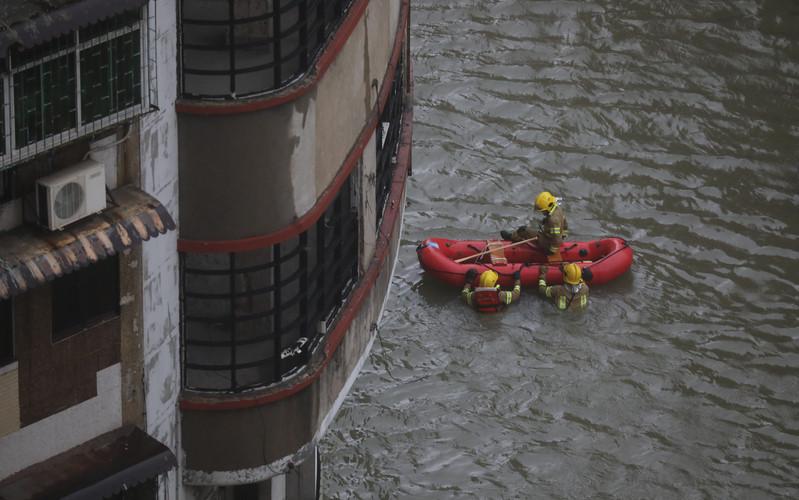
[416,237,633,288]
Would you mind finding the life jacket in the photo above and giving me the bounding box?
[473,286,502,313]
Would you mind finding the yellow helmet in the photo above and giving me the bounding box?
[479,269,499,288]
[535,191,556,212]
[563,263,582,285]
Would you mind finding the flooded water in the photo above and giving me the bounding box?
[322,0,799,497]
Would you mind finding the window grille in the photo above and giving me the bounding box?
[180,0,355,99]
[0,7,157,170]
[375,50,406,229]
[181,174,359,392]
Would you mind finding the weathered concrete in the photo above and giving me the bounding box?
[0,363,20,439]
[182,187,405,483]
[179,0,398,242]
[359,130,378,272]
[0,364,122,478]
[120,247,145,428]
[138,1,181,498]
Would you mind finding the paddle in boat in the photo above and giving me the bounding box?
[416,236,633,288]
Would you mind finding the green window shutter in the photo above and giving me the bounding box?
[80,30,141,125]
[13,53,77,148]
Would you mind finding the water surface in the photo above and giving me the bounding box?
[323,1,799,498]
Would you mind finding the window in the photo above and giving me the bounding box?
[0,299,12,366]
[375,51,406,228]
[52,255,119,341]
[80,30,142,124]
[182,174,359,392]
[181,0,355,99]
[0,168,13,203]
[13,51,77,147]
[0,8,152,169]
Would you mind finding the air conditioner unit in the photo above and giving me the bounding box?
[36,159,107,230]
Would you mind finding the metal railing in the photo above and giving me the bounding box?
[180,0,354,99]
[0,7,157,170]
[181,174,359,392]
[375,50,406,229]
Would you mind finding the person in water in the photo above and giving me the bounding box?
[461,268,521,313]
[501,191,568,255]
[538,263,589,311]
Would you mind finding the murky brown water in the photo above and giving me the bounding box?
[322,1,799,498]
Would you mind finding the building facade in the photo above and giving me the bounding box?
[0,0,411,498]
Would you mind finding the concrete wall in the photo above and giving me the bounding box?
[178,0,406,487]
[179,0,398,241]
[360,131,378,270]
[13,284,121,426]
[138,0,181,497]
[0,364,20,438]
[181,191,404,484]
[0,0,179,493]
[0,364,122,478]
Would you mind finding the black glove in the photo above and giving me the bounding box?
[513,270,521,280]
[500,230,512,240]
[465,268,478,283]
[517,225,528,233]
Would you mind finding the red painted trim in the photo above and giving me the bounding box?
[175,0,370,116]
[180,1,412,411]
[180,104,412,412]
[177,0,410,254]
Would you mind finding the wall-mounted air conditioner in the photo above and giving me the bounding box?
[36,159,107,230]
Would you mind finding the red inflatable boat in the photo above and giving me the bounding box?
[416,237,633,288]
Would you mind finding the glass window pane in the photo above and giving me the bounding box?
[42,54,77,138]
[112,31,142,111]
[80,30,141,124]
[13,53,77,147]
[183,0,230,22]
[13,66,43,147]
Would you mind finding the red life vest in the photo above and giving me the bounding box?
[473,287,502,313]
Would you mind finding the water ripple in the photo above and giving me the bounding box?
[323,0,799,497]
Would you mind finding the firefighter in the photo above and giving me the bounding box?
[461,268,521,313]
[501,191,568,255]
[538,263,589,311]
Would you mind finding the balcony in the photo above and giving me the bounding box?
[181,0,355,99]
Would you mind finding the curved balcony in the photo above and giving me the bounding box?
[177,0,412,484]
[181,176,359,392]
[181,0,355,99]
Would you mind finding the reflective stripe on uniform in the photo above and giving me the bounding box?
[462,288,473,305]
[580,295,587,307]
[558,296,567,309]
[550,227,561,235]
